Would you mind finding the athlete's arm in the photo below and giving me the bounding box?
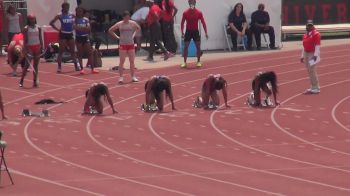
[167,79,176,110]
[50,15,61,31]
[23,26,29,53]
[145,79,155,105]
[173,5,178,18]
[132,21,141,39]
[108,22,120,40]
[38,27,43,50]
[19,13,24,31]
[0,91,6,120]
[180,12,186,36]
[199,12,208,39]
[222,82,230,108]
[105,88,117,114]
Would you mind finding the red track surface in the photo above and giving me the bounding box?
[1,44,350,196]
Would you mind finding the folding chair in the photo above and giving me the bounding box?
[251,33,270,49]
[261,33,270,48]
[223,24,246,51]
[0,131,14,185]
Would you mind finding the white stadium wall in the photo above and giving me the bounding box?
[174,0,282,50]
[27,0,282,50]
[27,0,77,26]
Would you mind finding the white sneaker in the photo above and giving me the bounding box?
[118,77,124,84]
[132,76,139,82]
[304,88,320,94]
[310,88,320,94]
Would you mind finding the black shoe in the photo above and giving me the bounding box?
[270,46,278,50]
[256,47,262,50]
[145,57,154,61]
[19,79,24,87]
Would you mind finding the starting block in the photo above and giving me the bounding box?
[22,109,49,117]
[193,97,218,109]
[246,92,274,107]
[141,103,158,112]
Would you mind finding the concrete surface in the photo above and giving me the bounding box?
[93,38,349,71]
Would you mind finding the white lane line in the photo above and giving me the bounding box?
[331,96,350,133]
[271,79,350,157]
[10,169,104,196]
[19,47,350,194]
[22,83,196,195]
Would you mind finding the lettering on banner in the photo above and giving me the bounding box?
[283,0,350,25]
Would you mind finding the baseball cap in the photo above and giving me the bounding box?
[306,20,314,26]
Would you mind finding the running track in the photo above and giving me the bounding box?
[1,44,350,196]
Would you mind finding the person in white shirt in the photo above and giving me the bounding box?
[109,11,141,84]
[5,4,23,43]
[131,6,149,51]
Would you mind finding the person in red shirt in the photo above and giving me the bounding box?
[300,21,321,94]
[161,0,178,53]
[146,0,173,61]
[180,0,208,68]
[7,33,25,77]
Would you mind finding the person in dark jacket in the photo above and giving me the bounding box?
[249,4,277,50]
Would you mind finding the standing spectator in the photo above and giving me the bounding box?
[74,7,99,74]
[249,3,276,50]
[5,4,23,44]
[0,90,6,120]
[227,3,248,51]
[180,0,208,68]
[161,0,178,53]
[134,0,146,13]
[300,21,321,94]
[0,1,4,55]
[146,0,173,61]
[109,11,141,84]
[20,14,43,88]
[131,3,149,51]
[50,2,81,73]
[85,11,102,51]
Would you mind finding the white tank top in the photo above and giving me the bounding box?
[27,25,40,46]
[7,13,21,33]
[119,22,136,45]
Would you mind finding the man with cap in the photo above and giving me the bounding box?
[180,0,208,68]
[300,20,321,94]
[248,3,276,50]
